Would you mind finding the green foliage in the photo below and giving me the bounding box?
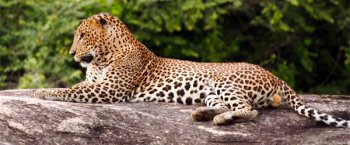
[0,0,87,88]
[0,0,349,94]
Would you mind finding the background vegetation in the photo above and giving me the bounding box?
[1,0,349,95]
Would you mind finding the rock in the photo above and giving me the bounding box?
[0,89,349,144]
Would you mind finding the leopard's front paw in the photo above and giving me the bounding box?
[34,89,51,100]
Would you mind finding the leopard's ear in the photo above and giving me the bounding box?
[91,15,108,29]
[97,16,108,26]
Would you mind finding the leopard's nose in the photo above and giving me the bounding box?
[81,54,94,63]
[69,51,76,56]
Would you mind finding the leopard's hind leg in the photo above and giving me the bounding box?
[192,80,229,121]
[192,93,229,121]
[192,91,259,125]
[192,79,259,125]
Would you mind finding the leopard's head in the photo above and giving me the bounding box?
[69,13,136,67]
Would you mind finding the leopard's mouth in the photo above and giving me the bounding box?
[80,54,94,63]
[77,54,94,67]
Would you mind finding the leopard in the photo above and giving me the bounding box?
[34,12,350,128]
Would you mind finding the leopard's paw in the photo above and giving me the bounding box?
[213,110,259,125]
[192,107,227,122]
[213,113,229,125]
[33,89,51,99]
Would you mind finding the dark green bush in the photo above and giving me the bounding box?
[1,0,349,94]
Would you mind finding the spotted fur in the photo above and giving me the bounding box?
[34,13,350,128]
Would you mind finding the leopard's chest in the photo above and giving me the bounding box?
[86,65,108,83]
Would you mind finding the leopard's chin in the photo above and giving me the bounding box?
[80,62,90,68]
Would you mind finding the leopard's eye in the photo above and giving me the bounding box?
[79,33,85,40]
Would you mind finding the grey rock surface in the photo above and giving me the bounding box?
[0,89,349,145]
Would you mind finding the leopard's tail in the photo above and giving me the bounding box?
[278,80,350,128]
